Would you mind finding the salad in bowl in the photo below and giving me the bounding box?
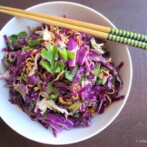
[0,2,132,144]
[1,23,124,137]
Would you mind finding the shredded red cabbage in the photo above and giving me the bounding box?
[1,23,124,137]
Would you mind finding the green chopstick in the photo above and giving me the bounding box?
[0,5,147,49]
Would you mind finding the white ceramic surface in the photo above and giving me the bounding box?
[0,1,132,145]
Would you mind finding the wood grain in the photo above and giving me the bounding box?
[0,0,147,147]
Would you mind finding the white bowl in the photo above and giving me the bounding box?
[0,1,132,145]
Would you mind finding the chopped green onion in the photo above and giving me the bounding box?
[78,74,87,84]
[96,78,103,85]
[46,86,59,100]
[21,72,28,82]
[65,65,78,81]
[91,63,100,76]
[22,46,32,52]
[100,65,106,70]
[84,99,89,104]
[69,101,81,112]
[112,77,116,84]
[74,113,80,118]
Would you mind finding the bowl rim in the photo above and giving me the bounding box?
[0,1,133,145]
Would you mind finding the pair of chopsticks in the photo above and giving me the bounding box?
[0,6,147,50]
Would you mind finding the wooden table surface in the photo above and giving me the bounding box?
[0,0,147,147]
